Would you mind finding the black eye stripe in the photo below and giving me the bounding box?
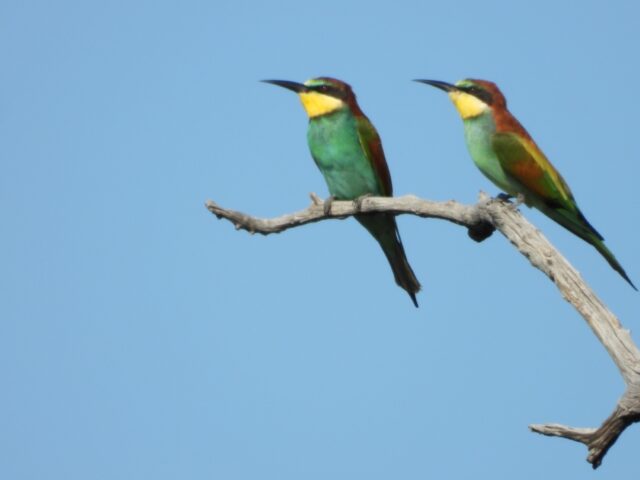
[460,86,493,105]
[310,84,346,100]
[318,85,334,94]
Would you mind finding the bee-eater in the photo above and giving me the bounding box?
[263,77,421,306]
[415,78,635,289]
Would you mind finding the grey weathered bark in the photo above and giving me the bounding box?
[205,192,639,468]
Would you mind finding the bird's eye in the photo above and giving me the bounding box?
[318,85,329,93]
[465,86,492,104]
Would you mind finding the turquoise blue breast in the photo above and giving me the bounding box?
[307,109,381,200]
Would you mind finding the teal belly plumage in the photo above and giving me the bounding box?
[307,109,381,199]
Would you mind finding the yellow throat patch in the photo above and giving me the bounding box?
[298,91,344,118]
[448,91,489,119]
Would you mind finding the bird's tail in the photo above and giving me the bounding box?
[591,237,637,290]
[356,213,422,307]
[541,205,636,290]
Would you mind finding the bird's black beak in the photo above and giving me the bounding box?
[413,79,458,93]
[261,79,309,93]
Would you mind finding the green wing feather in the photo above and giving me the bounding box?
[492,131,603,241]
[353,114,421,304]
[355,114,393,197]
[492,132,573,205]
[492,129,635,289]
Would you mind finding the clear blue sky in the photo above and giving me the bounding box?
[2,1,639,478]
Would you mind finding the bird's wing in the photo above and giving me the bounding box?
[492,131,574,208]
[355,114,393,197]
[492,131,604,241]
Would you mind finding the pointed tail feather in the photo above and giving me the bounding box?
[539,205,636,289]
[591,238,637,290]
[356,213,422,306]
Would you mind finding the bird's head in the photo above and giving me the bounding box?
[415,78,506,119]
[262,77,356,118]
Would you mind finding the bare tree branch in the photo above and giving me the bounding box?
[205,193,494,239]
[205,192,640,468]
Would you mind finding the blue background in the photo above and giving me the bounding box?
[2,0,639,478]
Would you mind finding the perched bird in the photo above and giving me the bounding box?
[263,77,421,306]
[415,78,635,289]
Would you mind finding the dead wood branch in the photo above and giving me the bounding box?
[206,192,640,468]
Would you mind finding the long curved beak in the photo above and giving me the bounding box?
[261,79,309,93]
[413,79,458,92]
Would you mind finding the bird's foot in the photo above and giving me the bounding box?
[323,195,335,216]
[496,192,525,210]
[353,193,373,212]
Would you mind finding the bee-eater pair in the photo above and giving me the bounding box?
[263,77,635,306]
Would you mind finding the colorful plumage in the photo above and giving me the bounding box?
[263,77,421,305]
[416,78,635,289]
